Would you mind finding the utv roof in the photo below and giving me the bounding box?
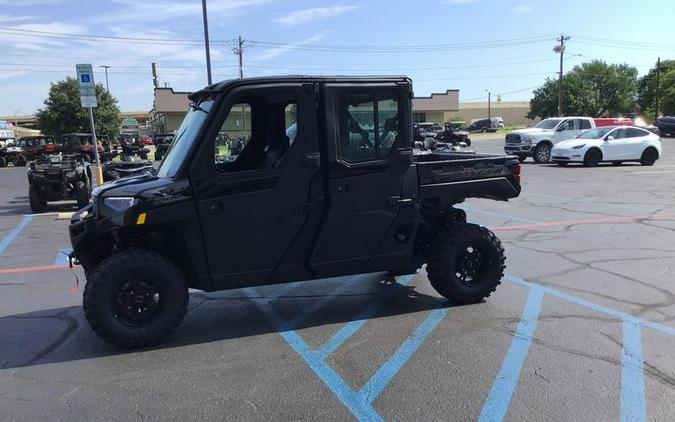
[190,75,411,101]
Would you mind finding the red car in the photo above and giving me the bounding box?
[16,136,57,160]
[594,117,633,127]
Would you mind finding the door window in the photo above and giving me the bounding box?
[578,119,592,130]
[214,97,297,172]
[337,93,400,163]
[626,128,648,138]
[609,128,627,139]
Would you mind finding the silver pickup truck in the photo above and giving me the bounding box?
[504,117,595,163]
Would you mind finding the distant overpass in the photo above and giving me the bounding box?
[0,112,150,130]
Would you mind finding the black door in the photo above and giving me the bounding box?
[191,84,323,289]
[310,82,416,277]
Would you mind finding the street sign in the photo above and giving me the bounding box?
[76,64,98,108]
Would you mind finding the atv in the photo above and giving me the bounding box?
[102,159,155,182]
[0,143,27,167]
[27,153,91,213]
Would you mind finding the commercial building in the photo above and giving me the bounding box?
[149,87,464,133]
[455,101,533,126]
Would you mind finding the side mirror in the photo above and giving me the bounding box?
[605,136,614,141]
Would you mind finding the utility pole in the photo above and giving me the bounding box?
[486,90,491,119]
[201,0,212,85]
[99,65,111,91]
[234,36,245,79]
[554,34,570,117]
[654,57,661,122]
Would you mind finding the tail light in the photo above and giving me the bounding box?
[45,144,55,152]
[509,162,521,184]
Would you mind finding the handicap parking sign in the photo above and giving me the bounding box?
[81,74,91,83]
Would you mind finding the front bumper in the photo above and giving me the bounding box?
[504,144,533,155]
[69,204,113,265]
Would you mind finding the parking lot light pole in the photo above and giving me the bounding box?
[486,90,491,120]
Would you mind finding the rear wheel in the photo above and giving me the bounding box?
[533,143,551,163]
[29,185,46,213]
[640,148,658,166]
[15,155,27,166]
[426,223,505,304]
[583,148,602,167]
[83,249,189,348]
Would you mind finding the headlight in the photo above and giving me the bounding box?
[103,197,136,213]
[572,144,586,149]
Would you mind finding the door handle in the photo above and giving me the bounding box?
[304,153,321,167]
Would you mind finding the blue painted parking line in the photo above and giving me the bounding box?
[358,306,449,405]
[461,206,540,224]
[54,248,73,265]
[621,321,646,422]
[316,274,414,359]
[478,287,544,422]
[244,273,448,421]
[0,215,33,255]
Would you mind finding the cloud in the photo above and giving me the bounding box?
[0,15,35,22]
[94,0,273,23]
[253,32,328,61]
[274,5,358,26]
[514,4,533,14]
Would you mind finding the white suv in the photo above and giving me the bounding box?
[504,117,595,163]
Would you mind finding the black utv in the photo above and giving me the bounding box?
[28,154,92,213]
[69,76,522,348]
[152,132,175,161]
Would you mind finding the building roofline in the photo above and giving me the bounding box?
[413,89,459,99]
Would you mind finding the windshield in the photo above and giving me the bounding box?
[156,99,215,178]
[534,118,562,129]
[577,127,614,139]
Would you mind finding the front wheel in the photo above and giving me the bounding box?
[533,143,551,163]
[75,180,90,209]
[29,185,46,213]
[426,223,505,304]
[584,148,602,167]
[83,249,189,348]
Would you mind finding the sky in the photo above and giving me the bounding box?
[0,0,673,116]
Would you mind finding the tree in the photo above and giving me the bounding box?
[637,60,675,118]
[528,60,638,119]
[36,77,122,140]
[659,69,675,116]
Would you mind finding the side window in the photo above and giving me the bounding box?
[579,119,592,130]
[626,128,647,138]
[215,102,252,165]
[214,95,297,172]
[610,128,627,139]
[338,92,400,163]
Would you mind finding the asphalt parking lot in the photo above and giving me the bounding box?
[1,136,674,421]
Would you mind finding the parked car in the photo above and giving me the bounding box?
[0,143,25,167]
[551,126,661,167]
[593,117,633,127]
[59,133,104,162]
[467,118,498,133]
[632,117,659,135]
[655,116,675,137]
[68,75,522,348]
[491,117,505,129]
[16,136,57,160]
[504,117,595,163]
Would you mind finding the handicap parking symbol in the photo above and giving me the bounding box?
[81,74,91,83]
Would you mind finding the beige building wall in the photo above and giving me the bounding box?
[454,101,533,126]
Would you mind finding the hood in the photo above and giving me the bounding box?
[553,138,600,149]
[509,128,553,135]
[93,173,170,198]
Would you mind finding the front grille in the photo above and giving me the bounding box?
[505,134,521,144]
